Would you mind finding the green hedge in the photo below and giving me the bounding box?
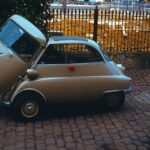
[0,0,53,34]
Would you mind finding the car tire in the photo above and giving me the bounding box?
[103,91,125,110]
[13,94,45,120]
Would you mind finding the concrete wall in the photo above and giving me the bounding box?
[109,53,150,69]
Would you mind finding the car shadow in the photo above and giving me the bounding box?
[0,100,127,122]
[37,100,126,122]
[44,101,107,119]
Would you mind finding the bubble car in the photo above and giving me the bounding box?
[0,15,131,119]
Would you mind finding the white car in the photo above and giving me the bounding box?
[0,15,131,120]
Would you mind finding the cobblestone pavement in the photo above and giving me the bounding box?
[0,69,150,150]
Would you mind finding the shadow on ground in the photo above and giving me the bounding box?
[0,100,126,122]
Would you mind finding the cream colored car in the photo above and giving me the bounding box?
[0,15,131,119]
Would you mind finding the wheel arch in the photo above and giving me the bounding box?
[103,89,125,95]
[102,90,125,110]
[11,88,47,105]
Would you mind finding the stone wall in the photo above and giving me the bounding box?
[109,53,150,69]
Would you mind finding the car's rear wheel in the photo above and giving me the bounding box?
[103,91,125,110]
[14,94,45,120]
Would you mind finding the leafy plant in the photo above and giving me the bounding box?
[0,0,53,34]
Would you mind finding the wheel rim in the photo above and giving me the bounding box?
[21,101,39,118]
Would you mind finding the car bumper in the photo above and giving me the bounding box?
[123,87,132,94]
[1,98,11,107]
[104,87,132,95]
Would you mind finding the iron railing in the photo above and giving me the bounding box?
[45,7,150,53]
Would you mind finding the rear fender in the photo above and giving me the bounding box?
[103,87,131,95]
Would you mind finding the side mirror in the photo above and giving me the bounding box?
[27,69,38,80]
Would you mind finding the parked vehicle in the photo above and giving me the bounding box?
[0,15,131,119]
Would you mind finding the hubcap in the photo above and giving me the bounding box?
[21,101,39,118]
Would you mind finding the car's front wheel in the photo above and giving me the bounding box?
[103,91,125,110]
[13,94,45,120]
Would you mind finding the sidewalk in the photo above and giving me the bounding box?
[0,69,150,150]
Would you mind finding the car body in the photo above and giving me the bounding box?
[0,15,46,94]
[0,15,131,119]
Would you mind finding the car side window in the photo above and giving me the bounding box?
[38,45,65,64]
[38,44,103,64]
[66,44,103,64]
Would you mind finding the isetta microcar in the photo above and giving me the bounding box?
[0,15,131,119]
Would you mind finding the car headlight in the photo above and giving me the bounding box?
[117,64,125,72]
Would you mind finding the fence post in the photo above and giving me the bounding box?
[93,6,98,42]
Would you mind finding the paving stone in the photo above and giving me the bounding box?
[85,144,97,150]
[83,139,95,145]
[127,144,136,150]
[26,142,34,149]
[137,146,148,150]
[65,142,76,149]
[73,131,80,138]
[81,133,93,140]
[56,138,65,147]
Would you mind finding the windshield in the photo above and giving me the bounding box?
[0,20,39,62]
[0,21,24,47]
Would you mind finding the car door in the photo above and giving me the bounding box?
[35,43,106,102]
[0,21,42,94]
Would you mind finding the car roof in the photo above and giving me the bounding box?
[47,36,101,53]
[53,36,88,42]
[10,15,46,46]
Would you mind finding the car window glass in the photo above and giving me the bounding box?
[65,44,103,63]
[38,45,65,64]
[0,20,39,62]
[11,33,39,62]
[0,21,24,47]
[38,44,103,64]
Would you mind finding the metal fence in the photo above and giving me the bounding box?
[45,7,150,53]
